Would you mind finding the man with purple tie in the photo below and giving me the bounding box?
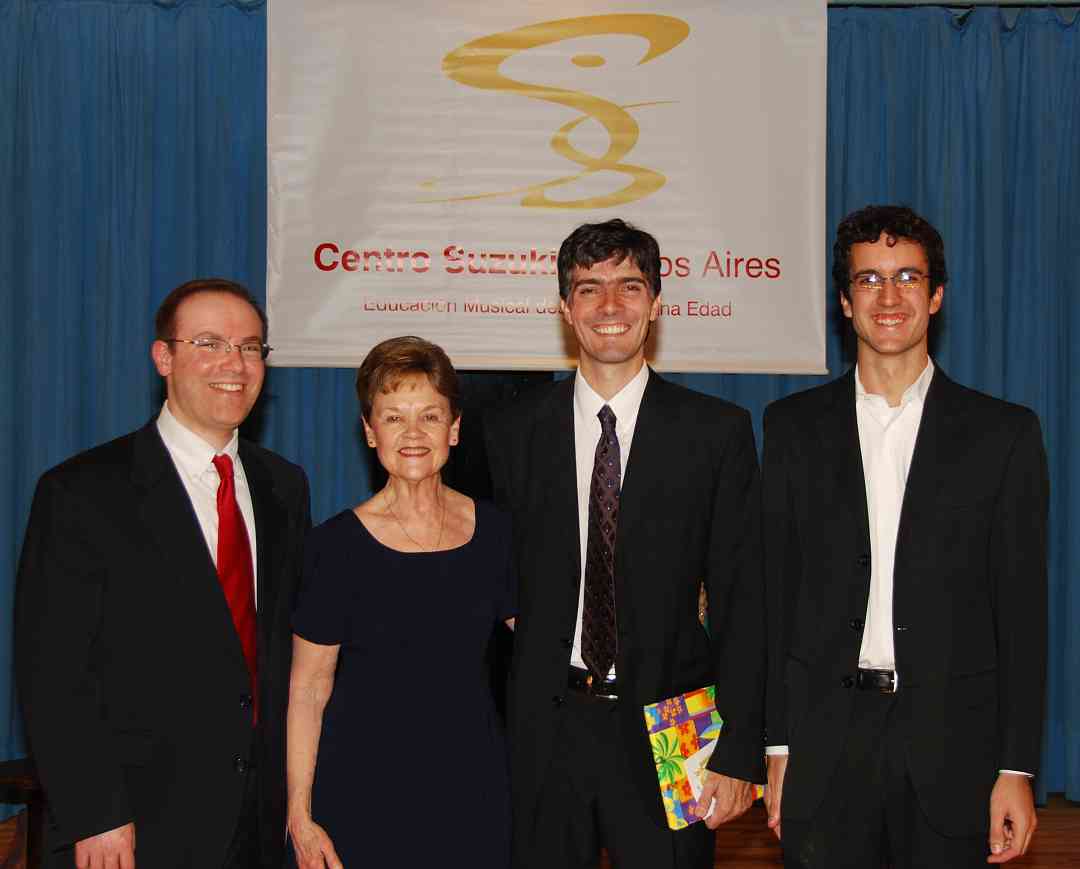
[486,219,765,869]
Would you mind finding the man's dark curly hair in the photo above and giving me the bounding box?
[557,218,661,300]
[832,205,948,301]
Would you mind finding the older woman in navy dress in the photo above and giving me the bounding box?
[286,336,514,868]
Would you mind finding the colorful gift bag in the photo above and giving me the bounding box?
[643,686,763,830]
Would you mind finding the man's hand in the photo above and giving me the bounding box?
[288,814,343,869]
[765,753,787,841]
[74,822,135,869]
[987,773,1037,863]
[694,771,754,829]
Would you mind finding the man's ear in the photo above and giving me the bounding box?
[929,285,944,315]
[151,340,173,377]
[839,292,853,320]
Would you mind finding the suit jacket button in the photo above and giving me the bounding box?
[560,637,572,650]
[849,619,864,631]
[857,554,870,567]
[841,676,855,689]
[239,693,252,709]
[234,756,248,774]
[552,695,564,708]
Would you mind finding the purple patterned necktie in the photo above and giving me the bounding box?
[582,404,620,681]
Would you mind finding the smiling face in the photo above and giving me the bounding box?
[840,234,943,367]
[362,373,461,484]
[151,291,265,449]
[561,254,660,385]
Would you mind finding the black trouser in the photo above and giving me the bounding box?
[781,690,987,869]
[521,691,712,869]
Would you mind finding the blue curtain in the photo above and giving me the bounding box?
[2,0,1078,807]
[671,5,1080,800]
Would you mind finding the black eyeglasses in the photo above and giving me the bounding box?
[164,337,272,360]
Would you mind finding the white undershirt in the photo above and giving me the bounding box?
[855,359,934,671]
[156,402,258,605]
[569,364,650,675]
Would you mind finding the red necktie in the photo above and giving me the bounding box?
[212,454,258,725]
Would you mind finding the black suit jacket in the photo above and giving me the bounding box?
[763,367,1048,836]
[15,420,311,867]
[485,371,765,843]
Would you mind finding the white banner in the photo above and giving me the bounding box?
[268,0,826,372]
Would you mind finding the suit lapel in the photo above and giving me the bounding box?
[132,422,220,588]
[130,422,248,673]
[542,377,582,580]
[616,369,663,559]
[815,370,871,544]
[238,442,286,647]
[895,367,963,562]
[805,371,877,622]
[891,367,969,683]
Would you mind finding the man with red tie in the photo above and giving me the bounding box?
[16,279,311,868]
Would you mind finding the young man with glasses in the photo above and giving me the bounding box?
[762,205,1048,867]
[16,278,311,868]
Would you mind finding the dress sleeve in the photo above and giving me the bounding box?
[292,521,348,645]
[488,502,517,622]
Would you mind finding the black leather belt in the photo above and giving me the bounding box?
[856,668,899,693]
[567,666,619,700]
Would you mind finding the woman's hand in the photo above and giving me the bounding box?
[289,814,343,869]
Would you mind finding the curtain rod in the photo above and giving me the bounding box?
[828,2,1076,5]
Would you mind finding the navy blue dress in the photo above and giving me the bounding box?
[290,500,514,868]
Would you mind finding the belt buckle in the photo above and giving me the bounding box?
[585,672,617,700]
[856,667,899,693]
[871,668,898,693]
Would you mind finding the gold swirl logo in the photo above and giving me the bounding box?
[428,14,690,209]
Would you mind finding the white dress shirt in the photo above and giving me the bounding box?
[569,364,650,675]
[856,359,934,673]
[156,402,259,605]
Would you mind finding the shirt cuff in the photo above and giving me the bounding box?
[762,756,1027,773]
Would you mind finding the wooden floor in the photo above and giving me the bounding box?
[599,796,1080,868]
[0,797,1075,867]
[0,809,28,869]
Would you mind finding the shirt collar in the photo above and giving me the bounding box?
[855,358,935,408]
[574,364,650,429]
[156,401,240,474]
